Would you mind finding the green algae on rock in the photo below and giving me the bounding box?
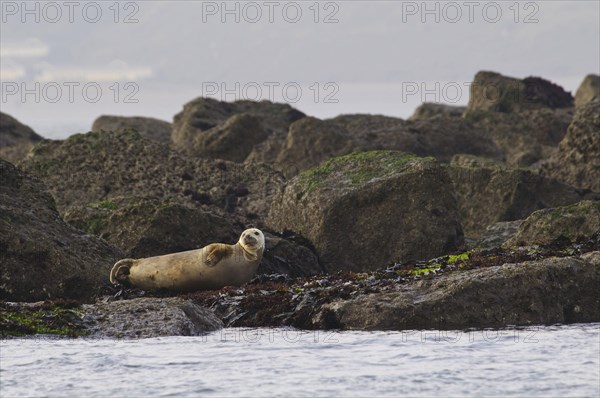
[295,151,422,196]
[0,301,87,337]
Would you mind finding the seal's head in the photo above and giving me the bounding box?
[239,228,265,254]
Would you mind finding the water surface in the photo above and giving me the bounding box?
[1,324,599,397]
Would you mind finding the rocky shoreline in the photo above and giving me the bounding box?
[1,71,599,338]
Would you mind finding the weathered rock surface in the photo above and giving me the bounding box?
[450,154,503,169]
[466,107,574,168]
[409,103,466,120]
[258,232,324,277]
[448,165,598,237]
[191,113,270,162]
[0,112,43,163]
[0,112,42,147]
[540,99,600,191]
[474,220,523,250]
[21,130,282,225]
[84,297,222,338]
[271,117,357,175]
[267,151,464,272]
[63,196,239,258]
[331,114,503,164]
[575,74,600,107]
[172,98,305,157]
[505,201,600,247]
[312,252,600,330]
[0,160,123,302]
[248,114,502,174]
[465,71,573,115]
[91,115,172,144]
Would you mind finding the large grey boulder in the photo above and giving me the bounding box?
[84,298,223,338]
[171,98,305,158]
[448,165,597,237]
[466,107,574,168]
[312,253,600,330]
[190,113,270,162]
[63,196,239,258]
[465,71,573,115]
[91,115,172,144]
[540,99,600,191]
[267,151,464,272]
[0,160,123,302]
[271,116,357,175]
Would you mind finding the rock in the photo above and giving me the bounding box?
[312,253,600,330]
[91,115,172,144]
[191,113,270,162]
[448,165,598,237]
[63,196,239,258]
[575,74,600,107]
[258,233,324,277]
[272,117,358,175]
[248,114,502,175]
[21,130,283,224]
[244,131,288,170]
[450,154,503,169]
[474,220,523,250]
[409,103,466,120]
[331,114,503,163]
[465,71,573,115]
[84,298,222,338]
[0,160,123,303]
[330,113,408,133]
[540,99,600,191]
[0,112,42,147]
[267,151,464,272]
[0,301,88,337]
[466,107,574,168]
[505,201,600,247]
[408,117,503,162]
[0,112,43,163]
[172,98,305,157]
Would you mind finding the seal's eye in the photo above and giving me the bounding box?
[254,232,259,236]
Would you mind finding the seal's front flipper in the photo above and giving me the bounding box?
[204,244,233,266]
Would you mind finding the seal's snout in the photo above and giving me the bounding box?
[243,235,258,246]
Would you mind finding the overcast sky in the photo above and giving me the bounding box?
[1,0,599,139]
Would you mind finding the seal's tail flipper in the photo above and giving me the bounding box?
[110,259,134,286]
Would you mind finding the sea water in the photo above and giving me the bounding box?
[1,324,599,397]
